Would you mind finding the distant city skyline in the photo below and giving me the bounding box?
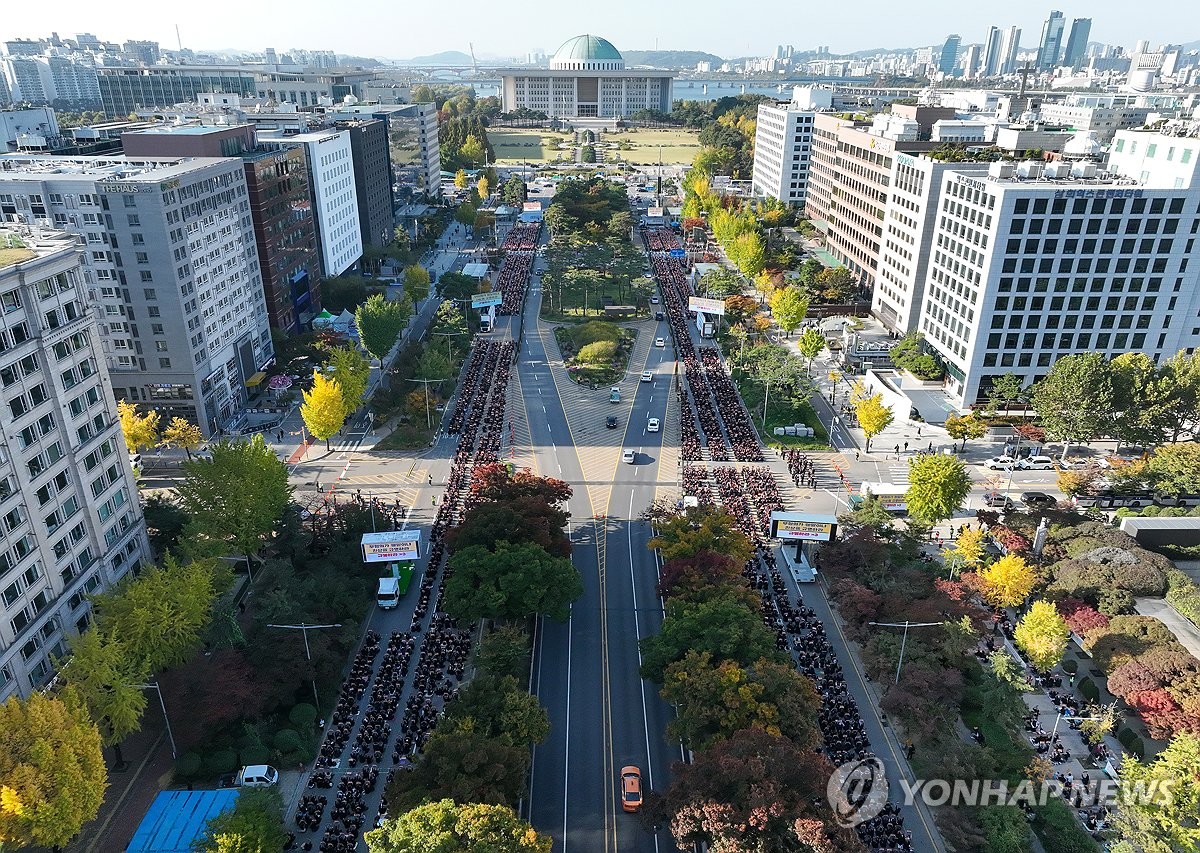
[0,0,1193,62]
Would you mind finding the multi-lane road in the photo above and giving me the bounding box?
[518,230,679,853]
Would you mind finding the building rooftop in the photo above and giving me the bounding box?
[0,227,78,270]
[0,154,233,181]
[550,34,624,69]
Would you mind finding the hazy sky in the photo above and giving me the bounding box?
[1,0,1190,60]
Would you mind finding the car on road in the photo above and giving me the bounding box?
[129,453,142,470]
[982,491,1014,509]
[655,311,665,321]
[620,766,643,812]
[655,337,666,348]
[647,418,660,432]
[641,371,653,382]
[1020,491,1058,509]
[606,415,618,429]
[650,295,659,303]
[1017,455,1056,470]
[622,449,636,464]
[983,456,1019,470]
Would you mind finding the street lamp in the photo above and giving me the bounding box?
[266,622,342,710]
[868,620,942,683]
[132,681,177,759]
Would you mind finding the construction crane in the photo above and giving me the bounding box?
[469,43,478,77]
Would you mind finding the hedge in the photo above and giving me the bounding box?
[272,728,304,755]
[1117,726,1145,759]
[1078,676,1100,702]
[175,752,202,778]
[1062,658,1078,674]
[204,749,238,776]
[289,703,318,731]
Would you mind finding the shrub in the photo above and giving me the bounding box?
[1107,659,1160,699]
[289,703,318,731]
[239,745,271,766]
[1116,726,1145,758]
[1084,615,1177,672]
[1166,579,1200,630]
[204,749,238,776]
[176,752,202,778]
[576,340,619,365]
[272,728,304,755]
[565,321,620,349]
[1061,658,1078,674]
[1032,797,1100,853]
[1077,676,1100,702]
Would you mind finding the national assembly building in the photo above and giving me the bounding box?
[499,35,674,127]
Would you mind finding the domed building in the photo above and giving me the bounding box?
[500,34,674,127]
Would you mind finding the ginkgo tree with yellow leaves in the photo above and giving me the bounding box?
[977,553,1038,608]
[851,383,894,452]
[301,371,348,450]
[1014,600,1071,672]
[117,399,160,455]
[160,416,205,459]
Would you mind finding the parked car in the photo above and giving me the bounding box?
[982,491,1014,509]
[1017,455,1056,470]
[983,456,1019,470]
[647,418,660,433]
[233,765,278,788]
[1020,491,1057,509]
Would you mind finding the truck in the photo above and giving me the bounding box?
[479,303,496,333]
[849,482,909,514]
[376,563,415,608]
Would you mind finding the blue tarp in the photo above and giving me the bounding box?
[127,790,239,853]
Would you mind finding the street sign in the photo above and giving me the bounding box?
[470,291,503,308]
[668,248,686,259]
[688,295,727,316]
[361,530,421,563]
[648,206,665,218]
[770,511,838,542]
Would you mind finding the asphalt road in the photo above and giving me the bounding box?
[523,252,678,853]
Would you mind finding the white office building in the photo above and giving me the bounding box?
[750,88,831,209]
[0,155,275,435]
[285,130,361,277]
[0,227,149,699]
[880,126,1200,407]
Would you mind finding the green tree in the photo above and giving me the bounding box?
[58,629,147,765]
[945,412,987,452]
[730,231,766,278]
[699,266,743,298]
[0,688,107,848]
[326,345,370,420]
[440,674,549,748]
[648,505,753,563]
[386,731,531,810]
[1146,442,1200,495]
[355,293,412,365]
[366,799,551,853]
[1014,600,1071,672]
[989,651,1034,693]
[768,285,809,336]
[1031,353,1115,456]
[474,625,532,681]
[640,592,788,682]
[301,371,348,450]
[905,454,971,524]
[415,347,454,383]
[445,541,583,623]
[118,399,160,454]
[855,392,894,452]
[987,372,1027,414]
[816,266,856,302]
[795,327,826,375]
[159,416,205,459]
[176,435,291,566]
[1110,351,1172,448]
[1158,350,1200,442]
[403,265,432,304]
[1112,732,1200,853]
[195,788,286,853]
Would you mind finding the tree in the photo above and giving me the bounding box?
[195,788,286,853]
[987,372,1027,414]
[768,286,808,337]
[1014,600,1071,672]
[658,551,744,600]
[816,266,857,302]
[474,625,532,681]
[0,688,107,848]
[158,416,204,460]
[855,392,894,452]
[445,541,583,623]
[978,554,1037,608]
[439,674,549,748]
[477,174,491,200]
[990,651,1034,693]
[1146,442,1200,495]
[403,265,432,304]
[355,293,411,365]
[640,592,788,682]
[460,135,486,167]
[723,294,759,325]
[1158,350,1200,441]
[795,327,825,375]
[1110,352,1173,448]
[301,371,347,450]
[366,799,551,853]
[945,413,987,452]
[699,267,743,298]
[176,435,291,565]
[1031,353,1115,456]
[58,628,147,765]
[117,399,160,454]
[1112,732,1200,853]
[951,527,987,570]
[730,231,766,278]
[905,454,971,524]
[648,506,753,564]
[326,345,370,420]
[454,169,468,189]
[447,499,570,558]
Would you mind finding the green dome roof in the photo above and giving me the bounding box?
[550,34,624,69]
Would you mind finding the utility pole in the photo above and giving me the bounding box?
[432,330,467,364]
[751,376,772,430]
[869,620,942,683]
[407,377,439,430]
[132,681,177,759]
[266,622,342,710]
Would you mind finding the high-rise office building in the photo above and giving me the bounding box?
[982,27,1003,77]
[336,118,395,250]
[999,26,1023,74]
[750,87,831,209]
[961,44,982,78]
[0,226,149,700]
[279,130,362,278]
[1037,10,1066,70]
[938,35,961,75]
[0,155,275,434]
[1062,18,1092,70]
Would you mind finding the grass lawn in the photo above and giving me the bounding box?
[374,419,436,450]
[0,247,35,268]
[490,129,574,163]
[602,128,701,165]
[540,279,650,322]
[554,325,636,389]
[734,376,829,449]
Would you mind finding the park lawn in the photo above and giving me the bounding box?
[603,128,701,165]
[734,375,829,449]
[490,129,572,163]
[374,419,436,450]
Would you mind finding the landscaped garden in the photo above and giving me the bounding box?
[554,321,637,388]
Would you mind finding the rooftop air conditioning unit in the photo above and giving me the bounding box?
[1070,162,1098,179]
[988,161,1015,179]
[1016,160,1043,179]
[1043,162,1070,179]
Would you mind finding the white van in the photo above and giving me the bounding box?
[234,765,279,788]
[377,577,401,609]
[1018,455,1055,470]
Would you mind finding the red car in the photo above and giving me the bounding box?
[621,765,643,812]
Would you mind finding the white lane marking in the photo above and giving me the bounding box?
[563,610,573,853]
[628,491,661,853]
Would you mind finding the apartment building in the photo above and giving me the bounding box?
[882,127,1200,408]
[0,228,148,699]
[750,88,830,209]
[0,155,275,435]
[1038,101,1154,145]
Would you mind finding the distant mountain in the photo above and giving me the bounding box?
[397,50,474,66]
[623,50,724,69]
